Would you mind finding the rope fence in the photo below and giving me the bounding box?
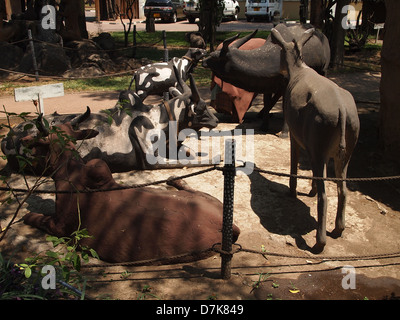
[1,161,399,195]
[1,139,400,279]
[0,29,171,81]
[0,30,382,82]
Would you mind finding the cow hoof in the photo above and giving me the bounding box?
[330,228,344,239]
[311,242,325,254]
[308,188,317,197]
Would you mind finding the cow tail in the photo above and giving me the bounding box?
[338,105,347,162]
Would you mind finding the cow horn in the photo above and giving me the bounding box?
[173,65,190,95]
[189,74,200,104]
[221,33,240,54]
[231,29,258,49]
[71,106,91,126]
[35,113,49,136]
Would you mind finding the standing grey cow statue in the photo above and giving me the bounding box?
[129,47,207,100]
[1,68,218,173]
[271,28,360,253]
[202,23,330,132]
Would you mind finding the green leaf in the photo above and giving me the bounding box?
[90,248,100,260]
[107,116,113,126]
[45,250,59,258]
[73,254,81,272]
[24,267,32,278]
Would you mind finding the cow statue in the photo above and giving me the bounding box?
[202,23,331,133]
[22,116,240,263]
[129,47,207,100]
[1,67,218,173]
[271,28,360,253]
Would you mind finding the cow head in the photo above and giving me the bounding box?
[271,27,314,77]
[186,74,218,130]
[20,112,98,175]
[171,64,218,131]
[184,47,207,63]
[201,30,258,79]
[2,107,94,174]
[117,90,142,111]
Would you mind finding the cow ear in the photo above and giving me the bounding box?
[271,28,288,49]
[297,28,314,52]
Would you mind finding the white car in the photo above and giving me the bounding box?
[245,0,281,22]
[223,0,240,21]
[183,0,240,23]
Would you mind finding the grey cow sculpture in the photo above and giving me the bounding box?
[129,48,207,100]
[202,23,330,132]
[1,67,218,173]
[271,28,360,253]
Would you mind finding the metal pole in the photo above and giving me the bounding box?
[28,29,39,81]
[133,23,137,58]
[221,139,236,280]
[162,30,169,101]
[162,30,168,62]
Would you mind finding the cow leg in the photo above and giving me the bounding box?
[259,94,274,132]
[312,160,328,253]
[289,136,300,198]
[23,212,61,236]
[331,157,349,238]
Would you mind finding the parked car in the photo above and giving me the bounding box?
[183,0,199,24]
[223,0,240,21]
[144,0,186,23]
[183,0,240,23]
[245,0,281,22]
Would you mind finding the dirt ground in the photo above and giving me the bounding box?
[1,70,400,300]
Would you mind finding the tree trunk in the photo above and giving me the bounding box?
[330,0,350,68]
[379,0,400,160]
[310,0,324,29]
[100,0,116,20]
[78,0,88,39]
[59,0,88,41]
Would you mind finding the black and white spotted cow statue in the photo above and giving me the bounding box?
[1,68,218,173]
[129,48,207,100]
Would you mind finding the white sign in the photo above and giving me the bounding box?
[14,83,64,115]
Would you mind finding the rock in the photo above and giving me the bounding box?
[185,32,206,49]
[86,53,116,73]
[17,42,71,76]
[0,41,24,71]
[92,32,115,51]
[62,65,105,78]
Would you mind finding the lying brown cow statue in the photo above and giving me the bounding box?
[22,113,240,263]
